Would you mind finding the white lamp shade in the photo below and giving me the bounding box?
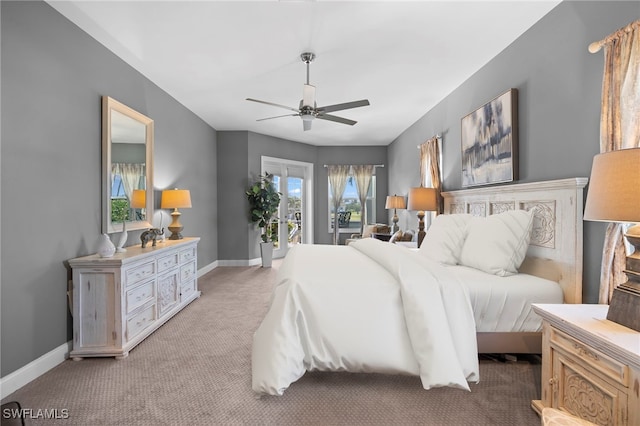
[161,189,192,209]
[584,148,640,223]
[385,195,406,210]
[302,84,316,108]
[407,187,437,212]
[130,189,146,209]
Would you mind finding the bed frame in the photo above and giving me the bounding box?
[441,177,588,353]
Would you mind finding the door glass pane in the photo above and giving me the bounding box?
[270,175,281,249]
[287,177,303,246]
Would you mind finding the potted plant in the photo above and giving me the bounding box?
[246,173,281,267]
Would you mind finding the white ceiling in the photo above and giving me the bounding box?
[48,0,561,146]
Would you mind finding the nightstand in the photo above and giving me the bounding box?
[531,304,640,425]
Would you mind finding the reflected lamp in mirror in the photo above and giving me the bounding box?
[161,189,192,240]
[584,147,640,331]
[407,187,437,248]
[385,195,406,234]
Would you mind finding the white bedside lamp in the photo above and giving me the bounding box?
[584,147,640,331]
[385,195,406,234]
[407,187,437,248]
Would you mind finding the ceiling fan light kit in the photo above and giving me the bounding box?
[247,52,370,131]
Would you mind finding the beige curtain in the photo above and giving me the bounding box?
[352,165,375,237]
[597,19,640,303]
[419,136,443,213]
[327,165,350,245]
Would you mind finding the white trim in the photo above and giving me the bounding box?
[217,258,263,267]
[0,341,72,399]
[198,260,218,277]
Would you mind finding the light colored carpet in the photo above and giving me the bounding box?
[2,260,542,425]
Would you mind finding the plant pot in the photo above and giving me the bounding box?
[260,241,273,268]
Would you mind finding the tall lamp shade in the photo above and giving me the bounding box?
[161,189,192,240]
[407,187,437,248]
[385,195,406,234]
[584,148,640,331]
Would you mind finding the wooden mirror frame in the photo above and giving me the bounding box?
[102,96,154,234]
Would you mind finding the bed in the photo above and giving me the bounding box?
[252,178,588,396]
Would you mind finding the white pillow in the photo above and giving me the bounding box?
[419,214,473,265]
[459,209,535,277]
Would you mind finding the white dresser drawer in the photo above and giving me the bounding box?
[157,252,179,273]
[125,280,155,314]
[180,261,196,283]
[125,261,155,287]
[181,279,196,300]
[126,303,156,342]
[179,246,196,264]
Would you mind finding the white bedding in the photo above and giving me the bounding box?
[251,238,562,396]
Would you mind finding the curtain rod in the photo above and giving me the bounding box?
[588,19,639,53]
[417,134,442,148]
[323,164,384,168]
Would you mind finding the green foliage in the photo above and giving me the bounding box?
[111,199,130,222]
[245,174,281,243]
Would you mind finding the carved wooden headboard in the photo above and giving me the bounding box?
[441,178,588,304]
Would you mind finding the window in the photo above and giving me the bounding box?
[328,174,376,232]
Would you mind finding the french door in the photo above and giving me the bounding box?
[262,156,314,259]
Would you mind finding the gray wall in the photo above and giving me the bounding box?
[388,1,640,303]
[1,1,217,376]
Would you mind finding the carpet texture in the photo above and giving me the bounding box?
[2,261,542,425]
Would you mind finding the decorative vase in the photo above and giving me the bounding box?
[260,241,273,268]
[97,233,116,258]
[116,220,128,253]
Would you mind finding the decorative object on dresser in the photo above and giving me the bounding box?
[161,188,192,240]
[461,88,518,187]
[385,194,406,234]
[140,228,163,248]
[531,304,640,426]
[584,148,640,332]
[97,233,116,258]
[407,186,437,248]
[68,237,200,359]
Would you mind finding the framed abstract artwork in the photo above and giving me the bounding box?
[461,88,518,187]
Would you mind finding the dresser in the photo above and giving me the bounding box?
[68,237,200,359]
[531,304,640,425]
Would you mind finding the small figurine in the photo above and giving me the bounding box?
[140,228,163,248]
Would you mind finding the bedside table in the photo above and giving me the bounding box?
[531,304,640,425]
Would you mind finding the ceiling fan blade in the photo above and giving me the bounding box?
[302,84,316,108]
[303,120,312,131]
[316,113,357,126]
[316,99,370,114]
[246,98,299,113]
[256,114,299,122]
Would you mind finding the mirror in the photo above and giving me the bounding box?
[102,96,154,234]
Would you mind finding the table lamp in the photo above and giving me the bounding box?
[161,188,192,240]
[584,147,640,331]
[407,187,437,248]
[385,195,406,234]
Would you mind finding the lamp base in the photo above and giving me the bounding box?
[416,211,425,248]
[167,210,184,240]
[391,212,399,234]
[606,282,640,332]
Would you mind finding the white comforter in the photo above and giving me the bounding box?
[252,238,479,396]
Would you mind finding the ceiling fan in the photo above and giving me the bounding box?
[246,52,370,131]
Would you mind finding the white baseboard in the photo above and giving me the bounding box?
[198,259,219,277]
[216,258,262,267]
[0,340,72,399]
